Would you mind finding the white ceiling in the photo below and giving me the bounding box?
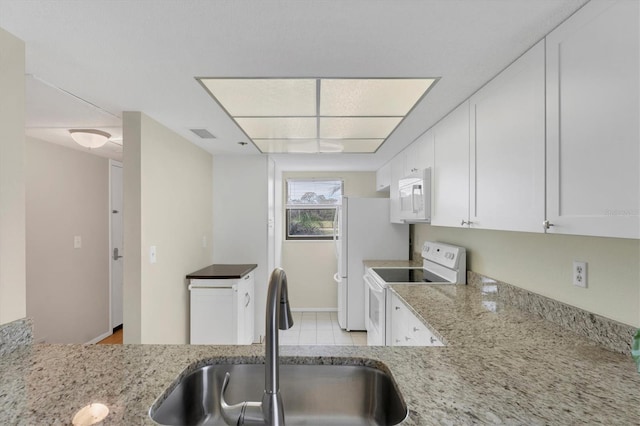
[0,0,588,171]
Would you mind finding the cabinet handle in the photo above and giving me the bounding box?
[395,306,400,310]
[395,339,401,343]
[244,274,251,280]
[413,327,420,332]
[245,292,251,308]
[430,336,437,344]
[461,220,473,227]
[404,336,412,341]
[543,220,555,231]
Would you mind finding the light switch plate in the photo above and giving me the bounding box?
[74,235,82,249]
[150,246,157,264]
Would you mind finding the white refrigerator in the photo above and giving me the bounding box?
[333,197,409,330]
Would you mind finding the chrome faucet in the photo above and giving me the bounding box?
[220,268,294,425]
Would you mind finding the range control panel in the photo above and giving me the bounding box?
[421,241,464,269]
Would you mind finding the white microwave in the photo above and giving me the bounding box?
[398,167,431,223]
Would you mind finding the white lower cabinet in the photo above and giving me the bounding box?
[389,292,442,347]
[190,272,254,345]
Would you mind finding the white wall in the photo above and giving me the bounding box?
[414,225,640,327]
[123,112,213,344]
[25,137,110,343]
[212,155,269,342]
[280,171,384,310]
[0,27,26,325]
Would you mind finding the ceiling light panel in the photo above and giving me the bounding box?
[254,139,319,154]
[236,117,317,139]
[200,78,316,116]
[323,139,384,153]
[254,138,383,154]
[320,79,435,116]
[198,77,438,154]
[319,117,401,139]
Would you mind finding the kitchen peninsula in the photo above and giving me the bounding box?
[1,272,638,425]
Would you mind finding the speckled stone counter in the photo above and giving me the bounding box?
[0,318,32,356]
[1,273,639,425]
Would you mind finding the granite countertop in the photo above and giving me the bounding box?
[1,274,639,424]
[186,264,257,279]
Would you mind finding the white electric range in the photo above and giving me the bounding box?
[363,241,467,345]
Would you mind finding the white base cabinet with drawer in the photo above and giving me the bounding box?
[389,292,443,347]
[189,272,254,345]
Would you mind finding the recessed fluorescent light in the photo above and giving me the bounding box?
[320,79,435,116]
[197,77,437,154]
[235,117,317,139]
[200,79,316,117]
[319,117,402,139]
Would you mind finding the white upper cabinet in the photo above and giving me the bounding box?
[389,154,405,224]
[469,40,545,233]
[403,131,433,177]
[431,101,470,228]
[376,162,391,191]
[545,0,639,239]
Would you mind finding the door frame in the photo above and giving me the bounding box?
[109,159,123,333]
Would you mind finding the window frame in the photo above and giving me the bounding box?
[285,178,343,241]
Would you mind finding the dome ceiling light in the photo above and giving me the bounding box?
[69,129,112,149]
[197,78,437,154]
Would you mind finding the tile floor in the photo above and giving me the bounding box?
[279,311,367,346]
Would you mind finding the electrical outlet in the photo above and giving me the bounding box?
[573,261,587,288]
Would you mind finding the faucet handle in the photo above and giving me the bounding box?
[219,372,263,426]
[220,373,244,425]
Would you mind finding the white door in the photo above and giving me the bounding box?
[110,161,124,329]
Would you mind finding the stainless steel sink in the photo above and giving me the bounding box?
[150,362,408,425]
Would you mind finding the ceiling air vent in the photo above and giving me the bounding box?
[189,128,216,139]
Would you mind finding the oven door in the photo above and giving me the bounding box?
[363,272,386,346]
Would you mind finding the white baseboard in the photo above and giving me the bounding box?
[291,308,337,313]
[85,330,111,345]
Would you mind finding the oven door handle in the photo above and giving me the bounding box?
[363,274,384,294]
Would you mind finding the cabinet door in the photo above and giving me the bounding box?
[404,131,434,177]
[244,274,255,344]
[235,273,254,344]
[190,287,237,344]
[389,293,408,346]
[469,41,545,233]
[376,162,391,191]
[546,0,639,238]
[432,101,470,227]
[407,314,443,347]
[389,155,405,224]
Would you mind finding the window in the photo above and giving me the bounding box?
[286,179,343,240]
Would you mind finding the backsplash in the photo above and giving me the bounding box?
[468,271,636,355]
[0,318,33,356]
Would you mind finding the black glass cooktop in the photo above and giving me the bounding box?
[371,268,449,283]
